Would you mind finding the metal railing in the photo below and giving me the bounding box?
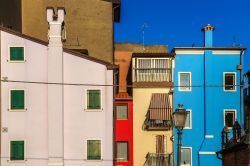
[144,119,171,130]
[143,153,173,166]
[133,68,172,82]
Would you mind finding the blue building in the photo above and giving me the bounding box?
[172,24,245,166]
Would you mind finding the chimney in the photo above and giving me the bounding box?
[46,7,66,166]
[202,24,215,47]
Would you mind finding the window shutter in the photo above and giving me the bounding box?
[11,141,24,160]
[10,47,24,61]
[94,90,100,109]
[11,90,25,109]
[87,90,100,109]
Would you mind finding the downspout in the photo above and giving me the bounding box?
[113,69,118,166]
[198,50,206,166]
[240,49,243,126]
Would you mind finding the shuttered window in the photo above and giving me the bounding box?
[224,73,236,91]
[11,90,25,110]
[10,141,24,161]
[87,140,101,160]
[87,90,101,109]
[116,105,128,119]
[117,142,128,161]
[10,47,24,61]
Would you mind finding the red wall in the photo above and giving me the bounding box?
[115,100,133,166]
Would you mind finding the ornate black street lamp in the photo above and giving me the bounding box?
[172,104,187,166]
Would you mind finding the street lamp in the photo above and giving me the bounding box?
[172,104,187,166]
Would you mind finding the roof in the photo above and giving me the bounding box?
[132,52,174,58]
[0,26,117,69]
[172,47,246,53]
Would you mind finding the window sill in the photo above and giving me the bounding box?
[85,159,103,162]
[84,108,103,112]
[8,60,26,63]
[8,159,27,163]
[224,90,237,92]
[8,108,27,112]
[183,127,192,130]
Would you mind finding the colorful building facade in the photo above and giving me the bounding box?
[132,52,174,166]
[172,24,245,166]
[0,7,115,166]
[114,51,133,166]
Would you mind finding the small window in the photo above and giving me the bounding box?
[156,135,167,154]
[116,105,128,119]
[87,140,101,160]
[181,147,191,166]
[87,90,101,110]
[184,110,192,129]
[9,47,25,62]
[179,73,191,91]
[10,90,25,110]
[10,141,24,161]
[116,142,128,161]
[224,73,236,91]
[224,110,236,128]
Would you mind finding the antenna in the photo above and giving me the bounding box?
[139,23,149,52]
[233,36,236,47]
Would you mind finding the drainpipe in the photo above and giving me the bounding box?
[240,49,243,126]
[113,69,118,166]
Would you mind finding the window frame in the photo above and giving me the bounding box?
[116,104,129,120]
[9,89,26,112]
[9,140,26,162]
[224,109,237,129]
[85,89,102,111]
[8,46,26,62]
[178,72,192,92]
[181,147,192,166]
[85,139,102,161]
[223,72,237,92]
[116,141,129,161]
[184,109,192,129]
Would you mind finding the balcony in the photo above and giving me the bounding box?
[133,68,172,82]
[145,119,171,131]
[143,153,173,166]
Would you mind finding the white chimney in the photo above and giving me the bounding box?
[46,7,66,166]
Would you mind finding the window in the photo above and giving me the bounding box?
[87,90,101,110]
[10,141,24,161]
[10,90,25,110]
[181,147,192,166]
[87,140,101,160]
[116,105,128,119]
[116,142,128,161]
[224,110,236,128]
[179,72,191,91]
[156,135,167,154]
[224,73,236,91]
[9,47,25,62]
[184,110,192,129]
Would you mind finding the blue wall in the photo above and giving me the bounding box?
[174,49,242,166]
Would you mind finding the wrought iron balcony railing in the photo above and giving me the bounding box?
[144,119,171,131]
[143,153,173,166]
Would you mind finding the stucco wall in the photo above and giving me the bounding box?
[133,88,173,166]
[21,0,113,63]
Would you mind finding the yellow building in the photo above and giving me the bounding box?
[132,52,174,166]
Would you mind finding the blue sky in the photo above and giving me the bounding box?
[114,0,250,72]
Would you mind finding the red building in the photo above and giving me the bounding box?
[114,51,133,166]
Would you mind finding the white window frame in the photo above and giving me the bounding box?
[223,72,237,92]
[178,72,192,92]
[184,109,192,129]
[8,46,26,62]
[9,89,26,112]
[181,147,192,166]
[224,109,237,129]
[85,139,102,161]
[85,89,103,112]
[8,140,26,163]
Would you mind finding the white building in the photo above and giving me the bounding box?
[0,7,115,166]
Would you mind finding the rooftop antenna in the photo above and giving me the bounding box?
[140,23,149,52]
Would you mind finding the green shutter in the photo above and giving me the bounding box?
[11,90,25,110]
[10,47,24,61]
[10,141,24,160]
[87,140,101,160]
[87,90,100,109]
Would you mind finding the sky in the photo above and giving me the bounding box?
[114,0,250,72]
